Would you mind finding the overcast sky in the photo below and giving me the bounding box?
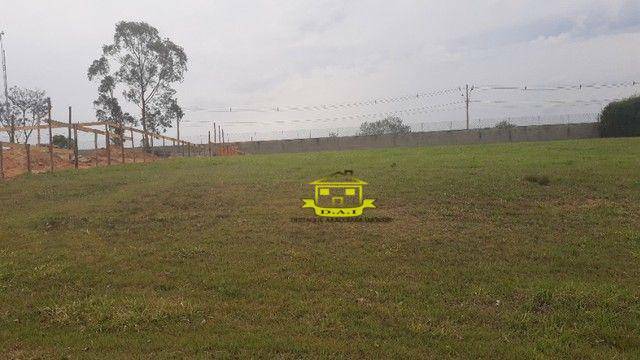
[2,0,640,143]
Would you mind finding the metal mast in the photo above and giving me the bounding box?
[0,31,8,106]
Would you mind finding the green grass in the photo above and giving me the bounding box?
[1,138,639,358]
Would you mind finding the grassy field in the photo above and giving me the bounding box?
[0,138,639,358]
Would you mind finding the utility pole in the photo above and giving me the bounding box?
[464,84,475,130]
[465,84,470,130]
[0,31,11,142]
[0,32,8,109]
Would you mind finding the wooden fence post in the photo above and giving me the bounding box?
[208,131,212,157]
[68,106,72,162]
[105,124,111,166]
[143,133,147,163]
[47,98,54,173]
[73,124,79,169]
[217,125,221,156]
[120,125,125,164]
[25,143,31,174]
[0,141,4,180]
[131,129,135,163]
[94,132,98,167]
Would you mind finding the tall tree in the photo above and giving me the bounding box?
[88,21,188,149]
[88,57,135,145]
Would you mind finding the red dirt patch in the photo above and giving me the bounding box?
[0,143,159,179]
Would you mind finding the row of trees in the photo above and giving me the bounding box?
[0,86,48,144]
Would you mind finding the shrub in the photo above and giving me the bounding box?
[495,120,516,129]
[599,96,640,137]
[52,134,75,149]
[358,116,411,136]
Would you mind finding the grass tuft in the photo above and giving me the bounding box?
[524,174,551,186]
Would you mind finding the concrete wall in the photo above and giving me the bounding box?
[87,123,598,157]
[227,123,600,155]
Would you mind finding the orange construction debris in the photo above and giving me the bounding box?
[215,145,242,156]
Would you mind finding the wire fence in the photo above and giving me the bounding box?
[0,111,604,180]
[221,112,600,142]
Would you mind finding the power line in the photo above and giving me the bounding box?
[182,100,466,127]
[181,96,621,129]
[185,87,460,114]
[184,80,638,115]
[176,80,637,139]
[476,81,638,92]
[473,98,622,106]
[475,112,599,122]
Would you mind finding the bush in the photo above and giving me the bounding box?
[495,120,516,129]
[358,116,411,136]
[599,96,640,137]
[52,134,75,149]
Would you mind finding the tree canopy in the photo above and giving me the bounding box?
[0,100,18,143]
[358,116,411,136]
[88,21,187,148]
[1,86,47,143]
[599,96,640,137]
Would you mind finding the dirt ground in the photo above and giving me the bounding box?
[0,143,160,179]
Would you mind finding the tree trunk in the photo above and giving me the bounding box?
[141,99,149,151]
[177,119,180,143]
[9,115,15,143]
[21,110,27,144]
